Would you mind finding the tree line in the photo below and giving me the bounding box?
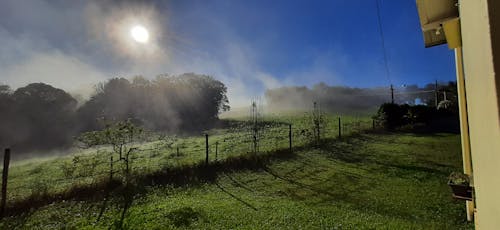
[0,73,229,153]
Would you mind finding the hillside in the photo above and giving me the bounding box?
[0,130,472,229]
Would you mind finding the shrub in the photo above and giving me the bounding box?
[449,172,470,185]
[374,103,409,129]
[408,105,436,124]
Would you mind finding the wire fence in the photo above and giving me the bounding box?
[1,115,377,204]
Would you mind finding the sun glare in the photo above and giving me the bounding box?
[130,25,149,43]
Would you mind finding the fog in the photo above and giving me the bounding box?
[264,82,448,114]
[0,73,229,155]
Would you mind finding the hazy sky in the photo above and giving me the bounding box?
[0,0,455,106]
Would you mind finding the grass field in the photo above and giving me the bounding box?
[0,119,472,229]
[2,114,371,203]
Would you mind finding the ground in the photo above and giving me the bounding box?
[0,131,473,229]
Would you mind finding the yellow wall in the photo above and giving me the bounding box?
[459,0,500,228]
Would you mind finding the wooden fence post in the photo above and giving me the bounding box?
[109,155,113,181]
[205,134,209,165]
[372,119,375,130]
[338,117,342,138]
[215,142,218,161]
[289,124,292,152]
[176,146,180,157]
[1,148,11,218]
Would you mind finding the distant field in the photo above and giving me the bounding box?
[0,114,472,229]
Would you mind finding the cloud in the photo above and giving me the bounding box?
[2,50,107,97]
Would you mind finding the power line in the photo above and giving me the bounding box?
[375,0,392,85]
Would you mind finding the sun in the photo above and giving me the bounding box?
[130,25,149,43]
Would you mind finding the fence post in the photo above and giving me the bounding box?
[338,117,342,138]
[215,142,218,161]
[109,155,113,181]
[205,134,209,165]
[372,119,375,130]
[289,124,292,152]
[1,148,11,218]
[176,146,180,157]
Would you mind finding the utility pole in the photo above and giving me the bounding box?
[443,91,447,101]
[390,84,394,104]
[435,80,439,107]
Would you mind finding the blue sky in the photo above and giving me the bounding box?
[164,0,456,87]
[0,0,456,105]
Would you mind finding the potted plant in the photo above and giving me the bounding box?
[448,172,473,200]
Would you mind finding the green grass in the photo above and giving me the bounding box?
[0,130,472,229]
[3,114,370,203]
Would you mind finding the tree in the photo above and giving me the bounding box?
[78,120,143,183]
[77,73,230,133]
[7,83,77,152]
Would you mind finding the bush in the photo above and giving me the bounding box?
[374,103,409,129]
[408,105,436,124]
[374,103,459,131]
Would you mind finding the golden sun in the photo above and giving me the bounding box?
[130,25,149,43]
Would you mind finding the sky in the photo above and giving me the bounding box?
[0,0,456,106]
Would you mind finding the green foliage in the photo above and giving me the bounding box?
[374,103,409,129]
[374,103,452,130]
[58,161,75,179]
[77,120,143,183]
[449,172,470,185]
[78,120,143,151]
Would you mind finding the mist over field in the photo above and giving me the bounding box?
[0,1,474,229]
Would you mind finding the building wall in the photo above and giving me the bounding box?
[459,0,500,228]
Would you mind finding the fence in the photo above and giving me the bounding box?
[0,115,377,215]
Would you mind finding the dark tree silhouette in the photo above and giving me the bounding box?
[78,73,230,132]
[0,83,78,152]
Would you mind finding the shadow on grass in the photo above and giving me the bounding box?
[2,130,453,222]
[378,162,451,177]
[223,173,255,193]
[114,186,134,230]
[1,131,366,219]
[2,147,297,217]
[215,182,258,211]
[165,207,206,228]
[262,166,338,198]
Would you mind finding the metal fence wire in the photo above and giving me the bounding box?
[1,116,376,204]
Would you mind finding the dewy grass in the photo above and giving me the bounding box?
[0,115,472,229]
